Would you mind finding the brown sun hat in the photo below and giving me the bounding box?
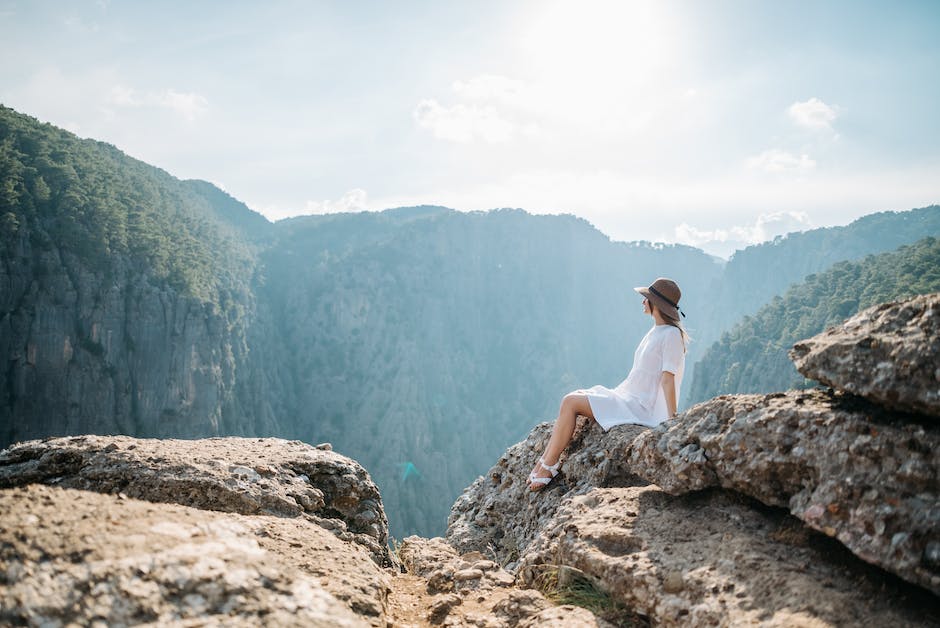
[634,278,685,320]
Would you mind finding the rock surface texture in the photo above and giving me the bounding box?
[447,420,648,565]
[628,389,940,595]
[790,292,940,418]
[518,486,930,627]
[0,435,392,566]
[0,484,384,627]
[0,436,395,626]
[392,536,615,627]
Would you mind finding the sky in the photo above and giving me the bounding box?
[2,0,939,257]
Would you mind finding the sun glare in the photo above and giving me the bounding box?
[514,0,680,131]
[519,1,675,84]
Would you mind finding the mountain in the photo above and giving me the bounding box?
[0,105,273,446]
[2,103,938,538]
[688,236,940,402]
[684,205,940,402]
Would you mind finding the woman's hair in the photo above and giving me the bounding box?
[653,305,690,351]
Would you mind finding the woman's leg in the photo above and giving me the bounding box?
[530,392,594,487]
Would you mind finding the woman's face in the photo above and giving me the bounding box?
[642,297,652,315]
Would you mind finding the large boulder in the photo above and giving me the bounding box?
[0,484,389,627]
[0,435,392,566]
[628,389,940,594]
[790,293,940,418]
[447,419,648,564]
[517,485,934,627]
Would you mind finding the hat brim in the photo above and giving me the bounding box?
[634,286,680,320]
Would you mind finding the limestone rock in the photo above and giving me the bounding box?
[790,293,940,418]
[0,484,389,627]
[447,419,648,562]
[628,389,940,594]
[394,536,614,626]
[0,435,393,566]
[518,485,935,627]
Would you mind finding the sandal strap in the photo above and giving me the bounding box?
[539,456,561,473]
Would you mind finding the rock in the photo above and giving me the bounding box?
[0,484,388,627]
[427,593,462,624]
[518,485,933,627]
[454,568,484,582]
[490,590,551,625]
[790,293,940,418]
[399,536,465,577]
[0,435,393,566]
[519,606,617,627]
[662,571,684,594]
[427,569,455,594]
[447,418,649,562]
[394,535,615,625]
[628,389,940,594]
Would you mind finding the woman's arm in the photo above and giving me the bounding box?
[661,371,677,418]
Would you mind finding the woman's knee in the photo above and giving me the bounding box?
[561,392,589,414]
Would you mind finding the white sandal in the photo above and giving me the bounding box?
[528,456,561,490]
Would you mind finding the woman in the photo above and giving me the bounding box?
[528,277,688,491]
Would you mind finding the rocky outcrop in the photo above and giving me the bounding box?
[0,484,385,627]
[0,435,392,566]
[447,420,648,564]
[0,436,398,625]
[628,389,939,594]
[790,292,940,418]
[447,294,940,624]
[518,485,931,627]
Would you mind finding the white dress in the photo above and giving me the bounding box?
[577,324,685,430]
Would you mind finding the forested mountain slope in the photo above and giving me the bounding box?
[684,205,940,402]
[688,236,940,403]
[0,105,273,446]
[247,208,721,537]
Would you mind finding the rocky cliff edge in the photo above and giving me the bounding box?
[446,293,940,626]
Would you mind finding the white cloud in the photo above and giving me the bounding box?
[108,85,209,121]
[413,99,514,143]
[452,74,526,105]
[158,89,209,121]
[674,211,813,256]
[788,97,839,130]
[746,149,816,173]
[304,189,369,215]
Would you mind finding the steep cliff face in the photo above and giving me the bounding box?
[0,106,275,448]
[1,229,244,444]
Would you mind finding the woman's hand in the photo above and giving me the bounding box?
[661,371,677,418]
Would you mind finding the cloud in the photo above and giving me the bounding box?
[788,97,839,130]
[746,149,816,173]
[108,85,209,121]
[413,99,515,143]
[304,188,369,215]
[674,211,814,257]
[452,74,526,105]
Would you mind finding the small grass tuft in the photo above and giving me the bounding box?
[532,565,649,627]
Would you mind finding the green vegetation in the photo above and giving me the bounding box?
[533,565,648,627]
[688,237,940,402]
[0,105,260,306]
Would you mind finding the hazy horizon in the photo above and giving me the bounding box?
[3,0,939,258]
